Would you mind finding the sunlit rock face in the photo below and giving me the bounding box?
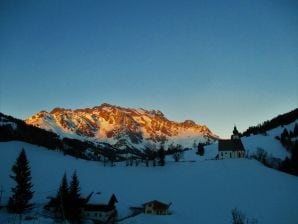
[26,103,218,150]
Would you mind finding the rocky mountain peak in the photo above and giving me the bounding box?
[149,110,165,117]
[25,103,217,150]
[182,120,196,125]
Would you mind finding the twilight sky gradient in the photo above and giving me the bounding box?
[0,0,297,138]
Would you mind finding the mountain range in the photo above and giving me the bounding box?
[25,103,217,150]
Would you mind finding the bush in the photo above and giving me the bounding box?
[231,208,258,224]
[253,148,268,164]
[231,208,245,224]
[172,150,183,162]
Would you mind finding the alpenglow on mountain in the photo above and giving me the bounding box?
[25,103,217,150]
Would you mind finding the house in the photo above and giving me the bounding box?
[143,200,171,215]
[44,193,118,223]
[218,126,245,159]
[84,194,118,223]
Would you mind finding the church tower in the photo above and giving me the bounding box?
[231,126,240,140]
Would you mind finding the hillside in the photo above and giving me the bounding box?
[1,141,298,224]
[25,103,217,150]
[242,108,298,137]
[241,121,297,160]
[239,119,298,176]
[0,112,121,161]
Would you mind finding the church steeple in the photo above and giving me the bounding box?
[231,125,240,140]
[108,194,118,208]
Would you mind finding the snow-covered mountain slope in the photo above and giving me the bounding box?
[242,135,289,160]
[25,103,217,150]
[1,141,298,224]
[241,120,297,160]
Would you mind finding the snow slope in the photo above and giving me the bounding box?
[241,135,289,159]
[241,121,297,160]
[1,141,298,224]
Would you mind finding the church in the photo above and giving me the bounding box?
[218,126,245,159]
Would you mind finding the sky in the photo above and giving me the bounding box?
[0,0,297,138]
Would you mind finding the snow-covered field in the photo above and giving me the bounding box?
[1,141,298,224]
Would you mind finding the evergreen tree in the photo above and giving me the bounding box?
[291,140,298,175]
[279,141,298,176]
[158,145,165,166]
[68,171,82,223]
[294,123,298,136]
[153,158,156,167]
[279,157,292,173]
[57,173,69,220]
[7,148,34,214]
[282,128,289,138]
[280,128,290,146]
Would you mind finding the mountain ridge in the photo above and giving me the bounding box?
[25,103,218,150]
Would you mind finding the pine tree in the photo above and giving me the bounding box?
[282,128,289,138]
[291,140,298,175]
[294,123,298,136]
[153,158,156,167]
[7,148,34,214]
[57,173,69,220]
[68,171,82,223]
[280,128,289,146]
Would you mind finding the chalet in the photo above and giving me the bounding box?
[84,194,118,223]
[45,193,118,223]
[143,200,171,215]
[218,126,245,159]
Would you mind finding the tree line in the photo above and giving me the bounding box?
[249,124,298,176]
[241,108,298,137]
[278,124,298,176]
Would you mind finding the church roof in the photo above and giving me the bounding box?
[218,139,245,152]
[84,194,118,212]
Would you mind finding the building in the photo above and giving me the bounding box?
[231,125,240,140]
[84,194,118,223]
[44,193,118,223]
[218,126,245,159]
[143,200,171,215]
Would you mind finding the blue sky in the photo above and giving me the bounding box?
[0,0,297,137]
